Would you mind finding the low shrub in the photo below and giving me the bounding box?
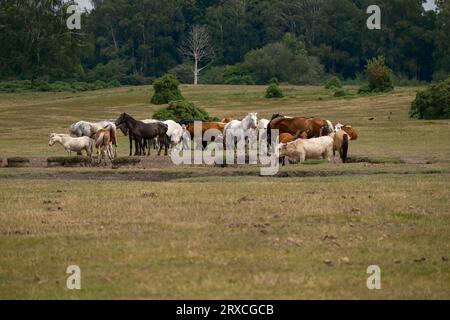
[223,64,255,85]
[334,89,350,97]
[265,83,284,98]
[324,76,342,90]
[359,56,394,93]
[108,79,121,87]
[410,77,450,119]
[357,85,372,95]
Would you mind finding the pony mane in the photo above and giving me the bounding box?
[270,114,284,121]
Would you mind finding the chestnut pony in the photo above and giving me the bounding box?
[184,121,226,149]
[268,114,334,141]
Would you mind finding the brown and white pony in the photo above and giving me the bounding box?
[95,126,115,165]
[335,123,358,140]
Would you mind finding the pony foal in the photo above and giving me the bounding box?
[49,133,93,157]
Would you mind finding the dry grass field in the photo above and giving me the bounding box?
[0,85,449,299]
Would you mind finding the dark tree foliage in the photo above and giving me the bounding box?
[0,0,448,83]
[0,0,88,80]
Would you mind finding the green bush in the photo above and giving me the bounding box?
[223,64,255,85]
[72,81,95,92]
[0,79,124,93]
[108,79,121,87]
[153,100,215,122]
[196,64,255,85]
[33,80,52,92]
[357,85,372,95]
[0,80,32,92]
[51,81,73,92]
[200,66,226,84]
[410,77,450,119]
[265,83,284,98]
[334,89,350,97]
[150,74,184,105]
[363,56,394,93]
[324,76,342,89]
[94,80,108,90]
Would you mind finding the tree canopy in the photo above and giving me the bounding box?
[0,0,448,83]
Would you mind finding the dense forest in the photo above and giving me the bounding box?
[0,0,449,85]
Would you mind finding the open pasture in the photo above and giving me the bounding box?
[0,85,449,299]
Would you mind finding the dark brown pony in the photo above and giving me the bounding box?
[115,113,168,156]
[184,121,226,149]
[268,114,332,137]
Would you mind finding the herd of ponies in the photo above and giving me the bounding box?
[48,112,358,166]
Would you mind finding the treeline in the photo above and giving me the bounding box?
[0,0,449,85]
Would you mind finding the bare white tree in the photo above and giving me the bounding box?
[179,25,214,85]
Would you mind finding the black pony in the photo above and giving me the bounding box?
[115,113,169,156]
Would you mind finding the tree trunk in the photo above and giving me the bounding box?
[194,58,199,85]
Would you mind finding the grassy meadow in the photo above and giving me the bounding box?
[0,85,449,299]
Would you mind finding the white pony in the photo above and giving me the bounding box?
[278,135,334,164]
[49,133,93,158]
[334,122,344,132]
[70,120,117,156]
[163,120,183,148]
[257,118,270,153]
[223,112,258,150]
[69,120,115,137]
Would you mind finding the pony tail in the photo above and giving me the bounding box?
[267,122,272,148]
[96,132,104,148]
[342,134,349,163]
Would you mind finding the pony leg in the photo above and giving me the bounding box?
[157,135,164,156]
[299,151,306,164]
[157,142,162,156]
[134,139,140,156]
[129,135,133,156]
